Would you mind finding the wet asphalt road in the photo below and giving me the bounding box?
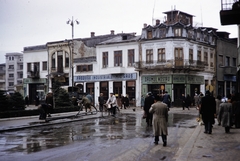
[0,110,198,161]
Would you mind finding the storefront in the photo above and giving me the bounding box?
[74,73,137,105]
[23,78,48,105]
[141,74,204,107]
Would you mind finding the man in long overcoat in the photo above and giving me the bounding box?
[200,90,216,134]
[149,95,168,146]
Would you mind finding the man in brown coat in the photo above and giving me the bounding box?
[149,95,168,146]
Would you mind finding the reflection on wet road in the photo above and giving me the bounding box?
[0,112,197,160]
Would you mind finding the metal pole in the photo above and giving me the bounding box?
[71,16,74,94]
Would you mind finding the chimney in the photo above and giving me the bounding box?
[143,23,147,28]
[156,19,160,25]
[110,30,115,35]
[91,32,95,37]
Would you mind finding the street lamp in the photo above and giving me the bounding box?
[66,16,79,94]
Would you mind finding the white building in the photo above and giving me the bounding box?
[23,45,48,104]
[5,52,23,94]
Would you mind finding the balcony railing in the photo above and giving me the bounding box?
[223,66,237,75]
[27,71,40,79]
[134,59,205,71]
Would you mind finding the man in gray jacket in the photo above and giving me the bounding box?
[149,95,168,146]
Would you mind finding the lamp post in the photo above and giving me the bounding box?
[66,16,79,94]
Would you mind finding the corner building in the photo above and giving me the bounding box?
[137,10,216,106]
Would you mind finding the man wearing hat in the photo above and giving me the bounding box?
[200,90,216,134]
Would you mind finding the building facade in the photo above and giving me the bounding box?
[136,10,217,106]
[23,45,48,104]
[0,63,6,91]
[5,52,23,94]
[216,32,238,97]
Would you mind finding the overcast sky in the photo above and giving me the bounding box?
[0,0,238,64]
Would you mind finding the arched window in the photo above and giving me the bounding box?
[65,52,69,67]
[52,53,55,68]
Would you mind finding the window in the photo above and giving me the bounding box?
[42,61,47,70]
[233,58,236,67]
[217,55,223,67]
[174,28,181,36]
[128,49,135,66]
[159,28,166,38]
[114,51,122,67]
[52,53,56,68]
[204,34,208,42]
[65,53,69,67]
[9,82,14,86]
[157,48,165,62]
[9,74,14,77]
[9,65,14,69]
[147,31,152,39]
[225,56,230,66]
[76,65,93,72]
[8,56,14,61]
[188,30,194,39]
[19,73,23,78]
[146,49,153,63]
[189,49,193,62]
[27,63,31,72]
[204,52,208,66]
[197,32,201,40]
[102,52,108,68]
[20,65,23,70]
[197,50,201,61]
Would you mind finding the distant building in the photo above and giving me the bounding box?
[5,52,23,94]
[0,63,6,90]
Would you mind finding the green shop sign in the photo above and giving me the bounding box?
[142,75,172,84]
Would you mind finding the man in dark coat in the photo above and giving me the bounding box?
[144,92,154,126]
[200,90,216,134]
[162,91,171,111]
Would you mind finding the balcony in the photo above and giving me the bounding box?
[220,0,240,25]
[134,59,205,72]
[27,71,40,79]
[223,66,237,75]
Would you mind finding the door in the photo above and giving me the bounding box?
[173,84,185,107]
[113,82,122,106]
[175,48,183,67]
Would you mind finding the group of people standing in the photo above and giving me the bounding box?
[197,91,240,134]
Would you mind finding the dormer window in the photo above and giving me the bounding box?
[174,28,182,36]
[147,31,152,39]
[122,35,127,40]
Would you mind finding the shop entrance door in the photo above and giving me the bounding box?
[173,84,185,107]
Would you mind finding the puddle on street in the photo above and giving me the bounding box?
[0,113,196,154]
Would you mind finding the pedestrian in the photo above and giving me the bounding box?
[124,94,129,108]
[180,93,186,110]
[45,91,53,117]
[232,93,240,128]
[162,91,171,111]
[194,93,198,108]
[86,93,93,105]
[35,93,39,106]
[200,90,216,134]
[38,103,52,120]
[185,94,191,110]
[215,95,222,125]
[144,92,154,127]
[82,93,92,112]
[149,95,168,146]
[106,93,117,117]
[141,95,145,109]
[25,95,29,107]
[98,93,105,112]
[218,94,232,133]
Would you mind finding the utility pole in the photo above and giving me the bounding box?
[66,16,79,94]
